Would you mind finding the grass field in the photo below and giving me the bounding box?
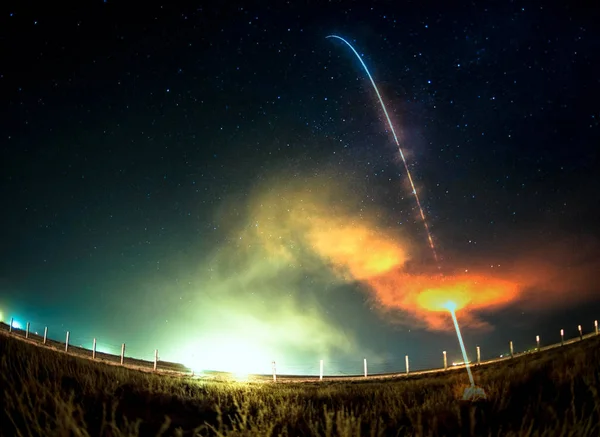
[1,331,599,436]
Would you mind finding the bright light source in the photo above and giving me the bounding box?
[176,335,275,376]
[94,343,119,355]
[11,319,22,329]
[448,306,475,387]
[233,372,250,382]
[444,301,457,312]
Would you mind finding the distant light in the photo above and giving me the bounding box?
[234,372,250,382]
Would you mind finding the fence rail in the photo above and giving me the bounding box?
[1,317,598,382]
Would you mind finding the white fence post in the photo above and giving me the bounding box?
[509,341,514,358]
[405,355,409,375]
[92,338,97,359]
[319,359,324,381]
[272,361,277,382]
[363,358,368,378]
[560,329,564,346]
[578,325,583,340]
[120,343,125,365]
[65,331,70,352]
[595,320,598,336]
[43,327,48,345]
[476,346,481,365]
[26,322,30,339]
[9,318,13,333]
[154,349,158,371]
[536,335,540,352]
[443,351,447,370]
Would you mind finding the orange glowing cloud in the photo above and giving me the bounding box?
[243,173,595,331]
[306,218,408,281]
[366,272,520,330]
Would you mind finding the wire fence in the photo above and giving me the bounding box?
[0,318,183,374]
[0,316,598,381]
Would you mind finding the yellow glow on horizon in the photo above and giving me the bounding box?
[176,335,275,376]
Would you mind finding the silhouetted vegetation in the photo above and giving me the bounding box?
[1,331,599,436]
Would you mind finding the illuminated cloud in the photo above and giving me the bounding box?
[236,172,599,333]
[164,170,600,376]
[163,193,360,373]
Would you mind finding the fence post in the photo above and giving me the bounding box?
[120,343,125,365]
[535,335,540,352]
[272,361,277,382]
[43,327,48,344]
[578,325,583,340]
[443,351,448,370]
[509,341,514,358]
[476,346,481,365]
[319,359,324,381]
[595,320,598,336]
[405,355,410,375]
[92,338,97,359]
[26,322,30,339]
[364,358,368,378]
[9,318,13,333]
[561,329,564,346]
[154,349,159,371]
[65,331,70,352]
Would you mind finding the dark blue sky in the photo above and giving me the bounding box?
[1,1,599,375]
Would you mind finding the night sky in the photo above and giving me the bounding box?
[1,2,599,375]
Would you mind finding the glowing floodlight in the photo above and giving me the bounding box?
[446,304,487,402]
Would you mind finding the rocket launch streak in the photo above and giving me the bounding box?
[326,35,439,265]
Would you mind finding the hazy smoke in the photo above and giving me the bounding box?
[240,172,599,332]
[170,170,599,372]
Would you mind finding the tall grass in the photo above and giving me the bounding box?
[1,332,599,436]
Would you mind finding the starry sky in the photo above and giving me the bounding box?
[1,2,599,375]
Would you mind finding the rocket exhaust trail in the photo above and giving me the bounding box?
[327,35,439,265]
